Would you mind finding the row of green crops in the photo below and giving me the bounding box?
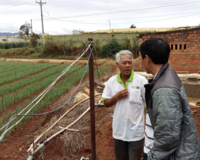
[0,66,89,139]
[0,62,56,76]
[0,65,110,125]
[0,42,29,49]
[0,65,82,113]
[0,63,56,79]
[0,62,57,85]
[0,62,34,73]
[95,66,112,78]
[0,64,74,95]
[0,65,112,140]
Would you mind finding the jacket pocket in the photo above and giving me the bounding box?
[129,89,142,104]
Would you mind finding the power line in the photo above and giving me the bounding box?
[42,11,200,24]
[40,0,200,20]
[0,10,199,29]
[43,11,200,22]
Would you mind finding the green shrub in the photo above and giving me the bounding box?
[28,48,35,54]
[122,36,131,50]
[0,42,29,49]
[101,38,122,58]
[94,39,101,56]
[29,33,40,47]
[131,36,139,58]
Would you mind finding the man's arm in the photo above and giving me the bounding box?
[148,88,183,160]
[104,89,128,108]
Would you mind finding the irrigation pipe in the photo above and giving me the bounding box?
[27,106,91,160]
[0,44,92,141]
[58,128,79,132]
[0,87,51,140]
[27,93,101,152]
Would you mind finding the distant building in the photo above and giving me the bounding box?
[72,30,84,35]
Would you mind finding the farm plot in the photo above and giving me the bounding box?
[0,62,57,85]
[0,61,112,142]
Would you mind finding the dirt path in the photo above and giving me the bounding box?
[0,58,116,67]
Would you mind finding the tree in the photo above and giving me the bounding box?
[19,22,31,36]
[130,24,136,28]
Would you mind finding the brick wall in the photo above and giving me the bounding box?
[139,28,200,73]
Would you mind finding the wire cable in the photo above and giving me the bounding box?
[40,0,200,20]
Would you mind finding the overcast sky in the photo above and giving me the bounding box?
[0,0,200,35]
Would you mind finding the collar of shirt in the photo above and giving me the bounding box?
[117,70,134,89]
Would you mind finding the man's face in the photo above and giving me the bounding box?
[116,55,133,76]
[141,54,151,74]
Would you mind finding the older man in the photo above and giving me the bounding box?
[101,50,147,160]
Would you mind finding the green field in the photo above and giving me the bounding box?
[0,61,112,140]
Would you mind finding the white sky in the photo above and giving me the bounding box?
[0,0,200,35]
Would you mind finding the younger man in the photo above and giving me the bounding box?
[140,37,199,160]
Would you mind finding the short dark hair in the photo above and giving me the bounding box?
[139,37,170,64]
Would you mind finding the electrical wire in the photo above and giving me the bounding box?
[39,0,200,20]
[43,11,200,22]
[1,0,200,27]
[42,0,199,19]
[40,11,200,25]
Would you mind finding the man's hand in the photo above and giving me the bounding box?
[104,89,128,108]
[115,89,128,101]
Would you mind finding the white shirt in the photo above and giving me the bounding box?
[144,72,157,154]
[144,113,154,153]
[102,71,148,141]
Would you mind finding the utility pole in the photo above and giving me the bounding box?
[36,0,46,41]
[30,19,33,34]
[88,38,96,160]
[109,20,111,33]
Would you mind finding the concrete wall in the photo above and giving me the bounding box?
[139,28,200,73]
[184,84,200,98]
[0,36,25,42]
